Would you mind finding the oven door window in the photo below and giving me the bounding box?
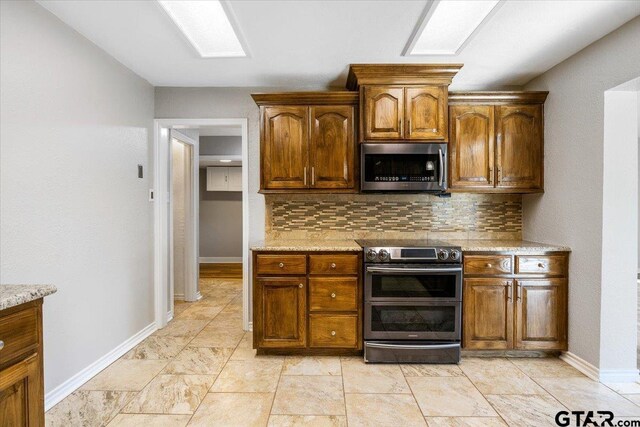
[364,153,441,183]
[370,273,459,299]
[370,305,457,334]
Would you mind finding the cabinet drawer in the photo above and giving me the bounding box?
[516,255,566,276]
[256,254,307,275]
[309,254,359,275]
[464,255,512,275]
[309,277,358,312]
[309,314,358,348]
[0,306,39,365]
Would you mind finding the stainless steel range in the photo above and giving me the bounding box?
[357,240,462,364]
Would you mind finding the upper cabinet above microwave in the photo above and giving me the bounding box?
[346,64,463,143]
[252,92,358,193]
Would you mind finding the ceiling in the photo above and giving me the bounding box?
[38,0,640,90]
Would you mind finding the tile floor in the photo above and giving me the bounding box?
[46,277,640,427]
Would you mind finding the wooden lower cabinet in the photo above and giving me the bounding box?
[462,253,568,351]
[253,251,362,354]
[0,300,45,427]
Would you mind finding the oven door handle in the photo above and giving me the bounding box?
[438,147,444,187]
[366,342,460,350]
[366,266,462,274]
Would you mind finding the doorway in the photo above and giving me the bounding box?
[154,119,250,331]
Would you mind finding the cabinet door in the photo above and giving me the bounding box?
[262,106,309,189]
[227,167,242,192]
[0,354,42,427]
[254,277,307,348]
[515,279,567,350]
[449,105,495,188]
[496,105,543,190]
[206,167,228,191]
[363,86,404,140]
[405,86,448,140]
[463,279,513,350]
[310,106,355,189]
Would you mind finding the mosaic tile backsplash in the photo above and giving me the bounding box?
[265,193,522,240]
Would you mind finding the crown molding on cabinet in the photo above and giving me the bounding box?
[346,63,464,90]
[448,91,549,105]
[251,91,358,106]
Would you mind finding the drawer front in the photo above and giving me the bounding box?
[256,254,307,275]
[309,254,359,275]
[464,255,512,275]
[0,306,39,365]
[516,255,566,276]
[309,277,358,312]
[309,314,358,348]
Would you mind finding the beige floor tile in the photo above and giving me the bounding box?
[122,336,192,360]
[190,324,244,347]
[188,392,273,427]
[81,359,168,391]
[407,377,496,417]
[229,334,284,362]
[211,359,283,392]
[175,304,224,320]
[342,358,410,393]
[107,414,191,427]
[122,374,214,414]
[154,320,210,337]
[459,358,546,394]
[485,394,567,427]
[173,303,192,317]
[510,357,585,378]
[604,381,640,394]
[282,356,342,376]
[401,364,465,377]
[346,393,426,427]
[46,390,136,427]
[267,415,347,427]
[271,376,345,416]
[425,417,507,427]
[162,346,234,375]
[536,377,640,416]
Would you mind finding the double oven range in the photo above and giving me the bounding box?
[358,240,463,364]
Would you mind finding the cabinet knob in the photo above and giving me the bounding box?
[330,263,336,269]
[299,283,303,288]
[279,263,284,268]
[431,128,437,132]
[0,340,4,351]
[331,292,336,299]
[538,263,545,268]
[485,263,493,268]
[331,331,336,336]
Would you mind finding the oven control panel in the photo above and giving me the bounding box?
[363,246,461,263]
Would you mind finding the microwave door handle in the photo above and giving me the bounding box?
[366,267,462,274]
[438,147,444,186]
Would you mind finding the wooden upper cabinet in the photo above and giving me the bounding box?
[449,105,494,188]
[406,86,447,140]
[515,279,567,350]
[463,278,513,350]
[255,277,307,348]
[310,106,355,189]
[262,106,309,190]
[363,86,404,140]
[496,105,543,190]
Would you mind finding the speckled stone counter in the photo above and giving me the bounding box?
[0,284,57,311]
[454,240,571,254]
[251,239,362,252]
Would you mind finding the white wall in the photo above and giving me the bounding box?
[0,0,155,398]
[523,17,640,369]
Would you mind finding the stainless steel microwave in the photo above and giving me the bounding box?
[360,143,448,193]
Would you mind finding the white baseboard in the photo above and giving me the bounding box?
[196,291,203,301]
[167,310,174,322]
[561,351,640,383]
[45,322,157,411]
[174,293,184,301]
[247,321,253,332]
[199,257,242,264]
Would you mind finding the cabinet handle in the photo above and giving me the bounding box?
[0,340,4,351]
[279,263,284,268]
[331,330,336,336]
[506,283,512,301]
[330,263,336,269]
[331,292,336,299]
[311,167,315,186]
[303,167,307,186]
[299,283,303,288]
[516,283,521,301]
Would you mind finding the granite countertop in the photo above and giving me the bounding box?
[251,239,363,252]
[0,284,57,311]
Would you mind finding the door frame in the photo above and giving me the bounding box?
[153,118,250,330]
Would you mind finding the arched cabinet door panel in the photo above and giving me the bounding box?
[262,106,309,189]
[363,86,404,140]
[310,106,355,189]
[406,86,448,141]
